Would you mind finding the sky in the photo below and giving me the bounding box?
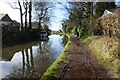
[0,0,69,31]
[0,1,20,22]
[50,2,69,31]
[0,0,120,31]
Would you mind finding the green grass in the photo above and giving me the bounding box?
[90,46,119,77]
[41,37,71,80]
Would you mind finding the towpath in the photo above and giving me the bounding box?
[59,37,112,79]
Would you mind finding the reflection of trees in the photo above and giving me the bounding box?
[30,47,34,76]
[62,35,68,46]
[4,36,63,79]
[6,40,55,78]
[33,40,58,77]
[22,49,25,78]
[22,47,35,78]
[2,41,38,61]
[39,41,51,61]
[6,47,35,78]
[39,41,45,60]
[25,48,30,77]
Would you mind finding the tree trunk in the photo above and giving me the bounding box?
[91,2,93,18]
[29,1,32,29]
[25,4,28,30]
[18,0,23,31]
[39,18,42,39]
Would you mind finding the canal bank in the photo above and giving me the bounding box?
[41,36,117,80]
[41,36,71,80]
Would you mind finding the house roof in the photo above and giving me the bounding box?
[12,20,19,23]
[102,10,113,16]
[0,13,13,22]
[108,8,116,13]
[0,13,6,20]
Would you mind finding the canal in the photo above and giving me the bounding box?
[0,35,67,79]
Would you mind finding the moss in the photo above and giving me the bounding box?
[41,37,71,80]
[80,35,90,41]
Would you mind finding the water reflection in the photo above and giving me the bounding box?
[62,35,68,46]
[2,42,39,61]
[1,35,67,79]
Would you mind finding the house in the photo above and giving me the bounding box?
[102,10,114,16]
[12,20,20,27]
[0,13,20,31]
[0,13,20,27]
[102,8,117,17]
[0,13,13,25]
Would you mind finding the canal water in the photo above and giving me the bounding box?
[0,35,67,79]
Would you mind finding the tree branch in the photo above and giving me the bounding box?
[9,3,20,9]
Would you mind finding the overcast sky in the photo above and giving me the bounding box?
[0,0,120,31]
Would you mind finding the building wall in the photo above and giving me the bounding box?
[0,21,12,25]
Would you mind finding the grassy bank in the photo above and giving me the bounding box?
[83,36,119,78]
[41,36,71,80]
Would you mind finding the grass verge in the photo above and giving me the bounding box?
[41,36,71,80]
[83,36,119,78]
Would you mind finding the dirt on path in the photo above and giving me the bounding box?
[59,37,113,79]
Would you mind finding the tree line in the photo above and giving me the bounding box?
[61,1,116,38]
[2,0,54,47]
[9,0,53,32]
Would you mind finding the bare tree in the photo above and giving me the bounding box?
[9,0,53,32]
[9,0,33,31]
[9,0,24,31]
[33,1,54,39]
[23,0,29,30]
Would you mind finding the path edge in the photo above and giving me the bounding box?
[41,36,71,80]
